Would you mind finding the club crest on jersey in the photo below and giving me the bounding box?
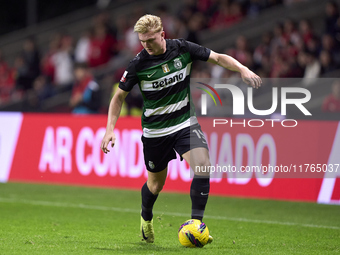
[148,161,155,169]
[162,64,170,73]
[120,71,128,82]
[173,58,182,70]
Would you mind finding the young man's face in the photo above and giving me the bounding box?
[74,67,86,81]
[138,30,165,55]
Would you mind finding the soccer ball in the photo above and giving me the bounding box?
[178,219,209,248]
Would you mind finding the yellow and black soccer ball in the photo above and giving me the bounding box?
[178,219,210,248]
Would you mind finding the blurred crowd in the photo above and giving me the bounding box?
[0,0,339,113]
[211,1,340,83]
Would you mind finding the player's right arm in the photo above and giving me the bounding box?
[101,54,139,153]
[101,87,129,154]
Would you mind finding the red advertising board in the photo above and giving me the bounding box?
[0,113,339,204]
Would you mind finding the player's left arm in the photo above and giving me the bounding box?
[207,50,262,89]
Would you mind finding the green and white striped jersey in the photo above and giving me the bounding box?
[119,39,211,138]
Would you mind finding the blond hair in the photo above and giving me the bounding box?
[134,14,163,34]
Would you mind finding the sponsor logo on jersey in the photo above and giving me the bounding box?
[147,70,157,78]
[152,73,184,88]
[120,71,128,82]
[173,58,182,70]
[162,64,170,73]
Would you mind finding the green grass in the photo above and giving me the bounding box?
[0,183,339,254]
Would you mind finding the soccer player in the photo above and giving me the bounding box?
[101,14,261,244]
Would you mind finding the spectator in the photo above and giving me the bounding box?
[51,35,74,91]
[173,17,188,39]
[186,13,204,44]
[33,75,55,102]
[324,1,339,36]
[333,16,340,45]
[14,56,30,91]
[124,8,146,55]
[321,33,340,64]
[201,0,219,20]
[69,62,100,114]
[0,51,15,104]
[270,53,286,78]
[209,1,243,29]
[283,19,301,46]
[74,29,92,63]
[228,2,243,26]
[41,32,62,82]
[177,0,198,26]
[88,24,116,67]
[23,75,55,111]
[253,32,272,67]
[156,4,177,39]
[300,50,321,86]
[319,50,337,74]
[305,35,321,56]
[322,80,340,112]
[284,42,304,77]
[259,54,272,77]
[299,19,314,45]
[270,23,286,54]
[15,37,40,91]
[23,38,40,74]
[227,35,252,66]
[93,11,116,37]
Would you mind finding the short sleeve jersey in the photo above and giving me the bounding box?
[119,39,211,138]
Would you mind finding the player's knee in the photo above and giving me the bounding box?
[148,181,164,195]
[196,157,211,168]
[194,157,211,176]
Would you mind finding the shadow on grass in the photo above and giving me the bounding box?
[92,247,117,251]
[91,241,181,252]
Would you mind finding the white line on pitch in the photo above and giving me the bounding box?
[0,197,339,230]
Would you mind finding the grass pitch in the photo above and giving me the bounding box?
[0,183,339,254]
